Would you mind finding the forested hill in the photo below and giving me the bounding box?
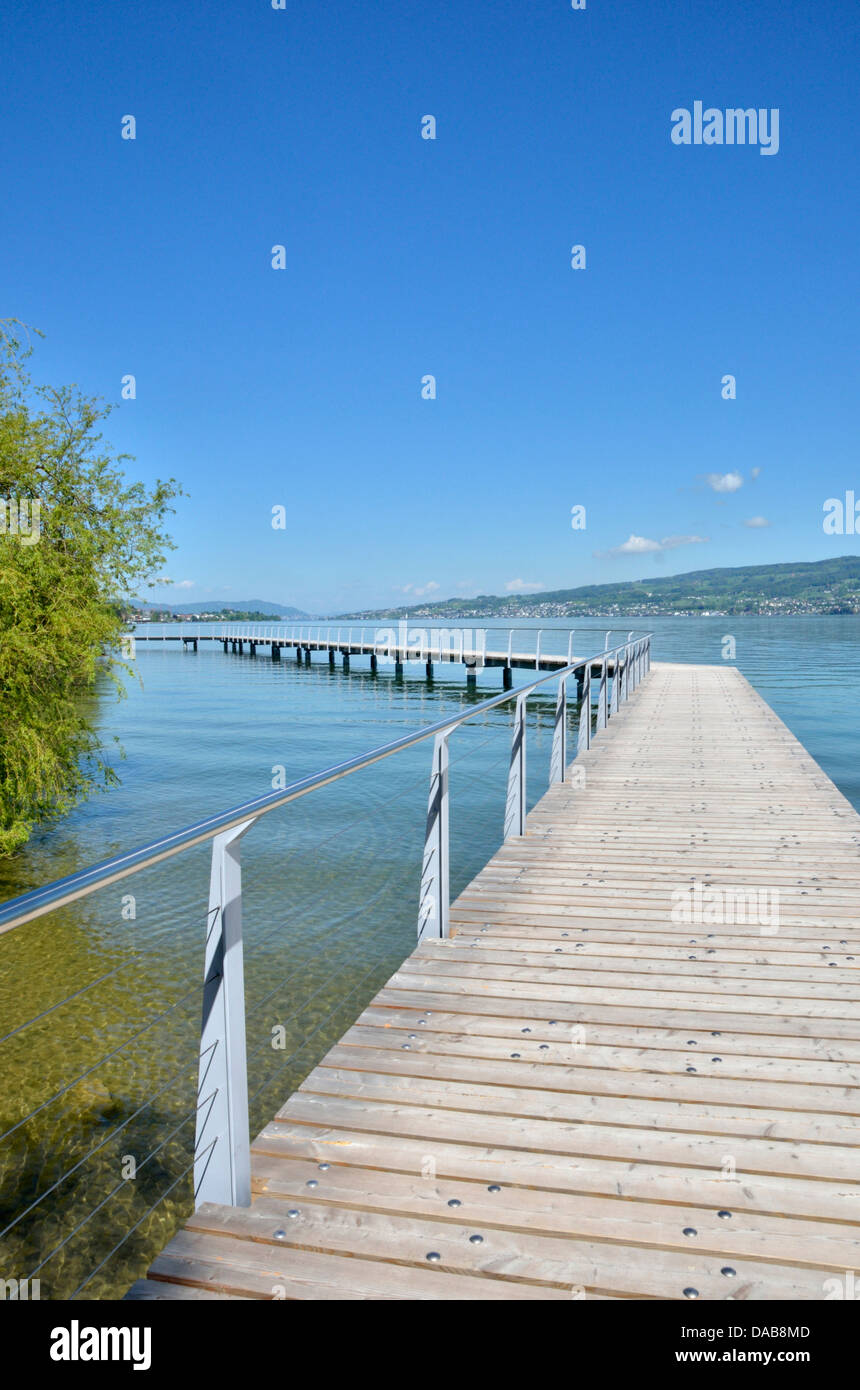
[338,557,860,619]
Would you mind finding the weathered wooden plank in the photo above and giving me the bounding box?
[184,1197,841,1300]
[253,1121,860,1223]
[249,1153,860,1270]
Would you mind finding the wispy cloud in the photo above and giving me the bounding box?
[504,578,545,593]
[744,516,770,528]
[595,534,709,559]
[704,471,744,493]
[398,580,440,597]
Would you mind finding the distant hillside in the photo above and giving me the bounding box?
[134,599,311,618]
[337,556,860,620]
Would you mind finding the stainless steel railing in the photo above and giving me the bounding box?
[0,632,651,1233]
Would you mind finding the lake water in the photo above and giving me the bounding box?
[0,615,858,1298]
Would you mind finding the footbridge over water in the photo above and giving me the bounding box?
[3,634,860,1301]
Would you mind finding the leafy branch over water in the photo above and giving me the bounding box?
[0,322,183,855]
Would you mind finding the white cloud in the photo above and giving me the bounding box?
[399,580,440,598]
[175,579,195,589]
[504,578,545,593]
[744,516,770,528]
[597,534,709,558]
[704,471,743,493]
[613,535,663,555]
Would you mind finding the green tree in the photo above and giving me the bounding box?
[0,322,182,854]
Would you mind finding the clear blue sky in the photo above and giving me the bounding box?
[3,0,858,613]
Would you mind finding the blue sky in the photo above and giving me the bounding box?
[3,0,858,613]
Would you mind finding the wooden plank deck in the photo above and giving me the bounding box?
[129,662,860,1301]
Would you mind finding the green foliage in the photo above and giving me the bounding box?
[0,322,182,854]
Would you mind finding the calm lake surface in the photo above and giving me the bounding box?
[1,616,858,1298]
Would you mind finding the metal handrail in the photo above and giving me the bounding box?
[0,635,650,935]
[0,630,652,1220]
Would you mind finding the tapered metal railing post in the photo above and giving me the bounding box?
[577,660,592,753]
[504,693,528,838]
[418,732,450,940]
[549,675,567,785]
[597,656,608,731]
[610,649,620,715]
[194,819,254,1210]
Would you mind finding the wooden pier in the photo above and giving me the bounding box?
[129,662,860,1301]
[131,627,618,686]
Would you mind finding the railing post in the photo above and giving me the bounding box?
[577,661,591,753]
[549,675,567,785]
[418,732,450,940]
[567,630,574,665]
[504,693,528,838]
[535,630,542,671]
[194,819,254,1210]
[597,656,608,730]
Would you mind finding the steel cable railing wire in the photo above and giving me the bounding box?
[241,727,529,1051]
[0,887,233,1051]
[0,973,204,1147]
[0,900,222,1146]
[68,1149,201,1301]
[244,743,523,1107]
[25,1098,206,1286]
[0,1049,207,1242]
[247,947,395,1110]
[243,904,392,1072]
[0,956,140,1048]
[240,721,512,1008]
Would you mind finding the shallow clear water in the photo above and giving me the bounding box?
[0,616,857,1298]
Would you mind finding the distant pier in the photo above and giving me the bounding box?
[132,624,627,690]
